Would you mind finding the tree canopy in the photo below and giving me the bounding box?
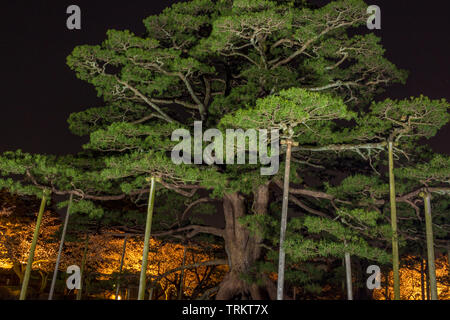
[0,0,448,300]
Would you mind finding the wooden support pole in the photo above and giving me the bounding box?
[277,139,293,300]
[178,243,188,300]
[420,191,438,300]
[48,194,73,300]
[388,141,400,300]
[115,236,128,300]
[76,234,89,300]
[20,189,51,300]
[345,252,353,300]
[138,177,157,300]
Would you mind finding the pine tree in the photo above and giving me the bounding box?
[1,0,448,300]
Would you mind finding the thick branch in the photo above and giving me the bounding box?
[149,259,227,286]
[150,98,198,110]
[25,170,203,201]
[292,142,387,153]
[177,73,206,119]
[116,78,176,123]
[274,179,334,201]
[274,179,450,210]
[131,113,168,125]
[107,224,225,239]
[153,225,225,239]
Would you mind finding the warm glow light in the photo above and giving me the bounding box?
[0,214,227,300]
[0,261,13,269]
[373,255,449,300]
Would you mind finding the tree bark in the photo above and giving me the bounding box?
[216,184,275,300]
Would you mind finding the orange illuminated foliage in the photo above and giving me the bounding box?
[0,212,59,278]
[0,210,226,299]
[373,255,449,300]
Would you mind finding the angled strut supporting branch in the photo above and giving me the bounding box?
[76,234,90,300]
[138,177,158,300]
[115,236,128,300]
[344,251,353,300]
[277,139,296,300]
[20,189,51,300]
[388,140,400,300]
[420,191,438,300]
[48,193,73,300]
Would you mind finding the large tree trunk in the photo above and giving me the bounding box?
[216,184,276,300]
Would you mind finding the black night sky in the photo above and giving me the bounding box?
[1,0,449,156]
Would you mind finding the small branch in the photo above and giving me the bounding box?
[196,286,219,300]
[288,194,331,218]
[131,113,167,125]
[181,198,215,222]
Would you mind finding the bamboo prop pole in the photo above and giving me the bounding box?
[448,244,450,277]
[277,139,297,300]
[19,189,51,300]
[344,252,353,300]
[420,257,425,300]
[149,287,154,300]
[388,141,400,300]
[48,193,73,300]
[138,177,157,300]
[341,258,345,299]
[420,191,438,300]
[384,266,389,300]
[115,236,128,300]
[178,243,188,300]
[76,234,89,300]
